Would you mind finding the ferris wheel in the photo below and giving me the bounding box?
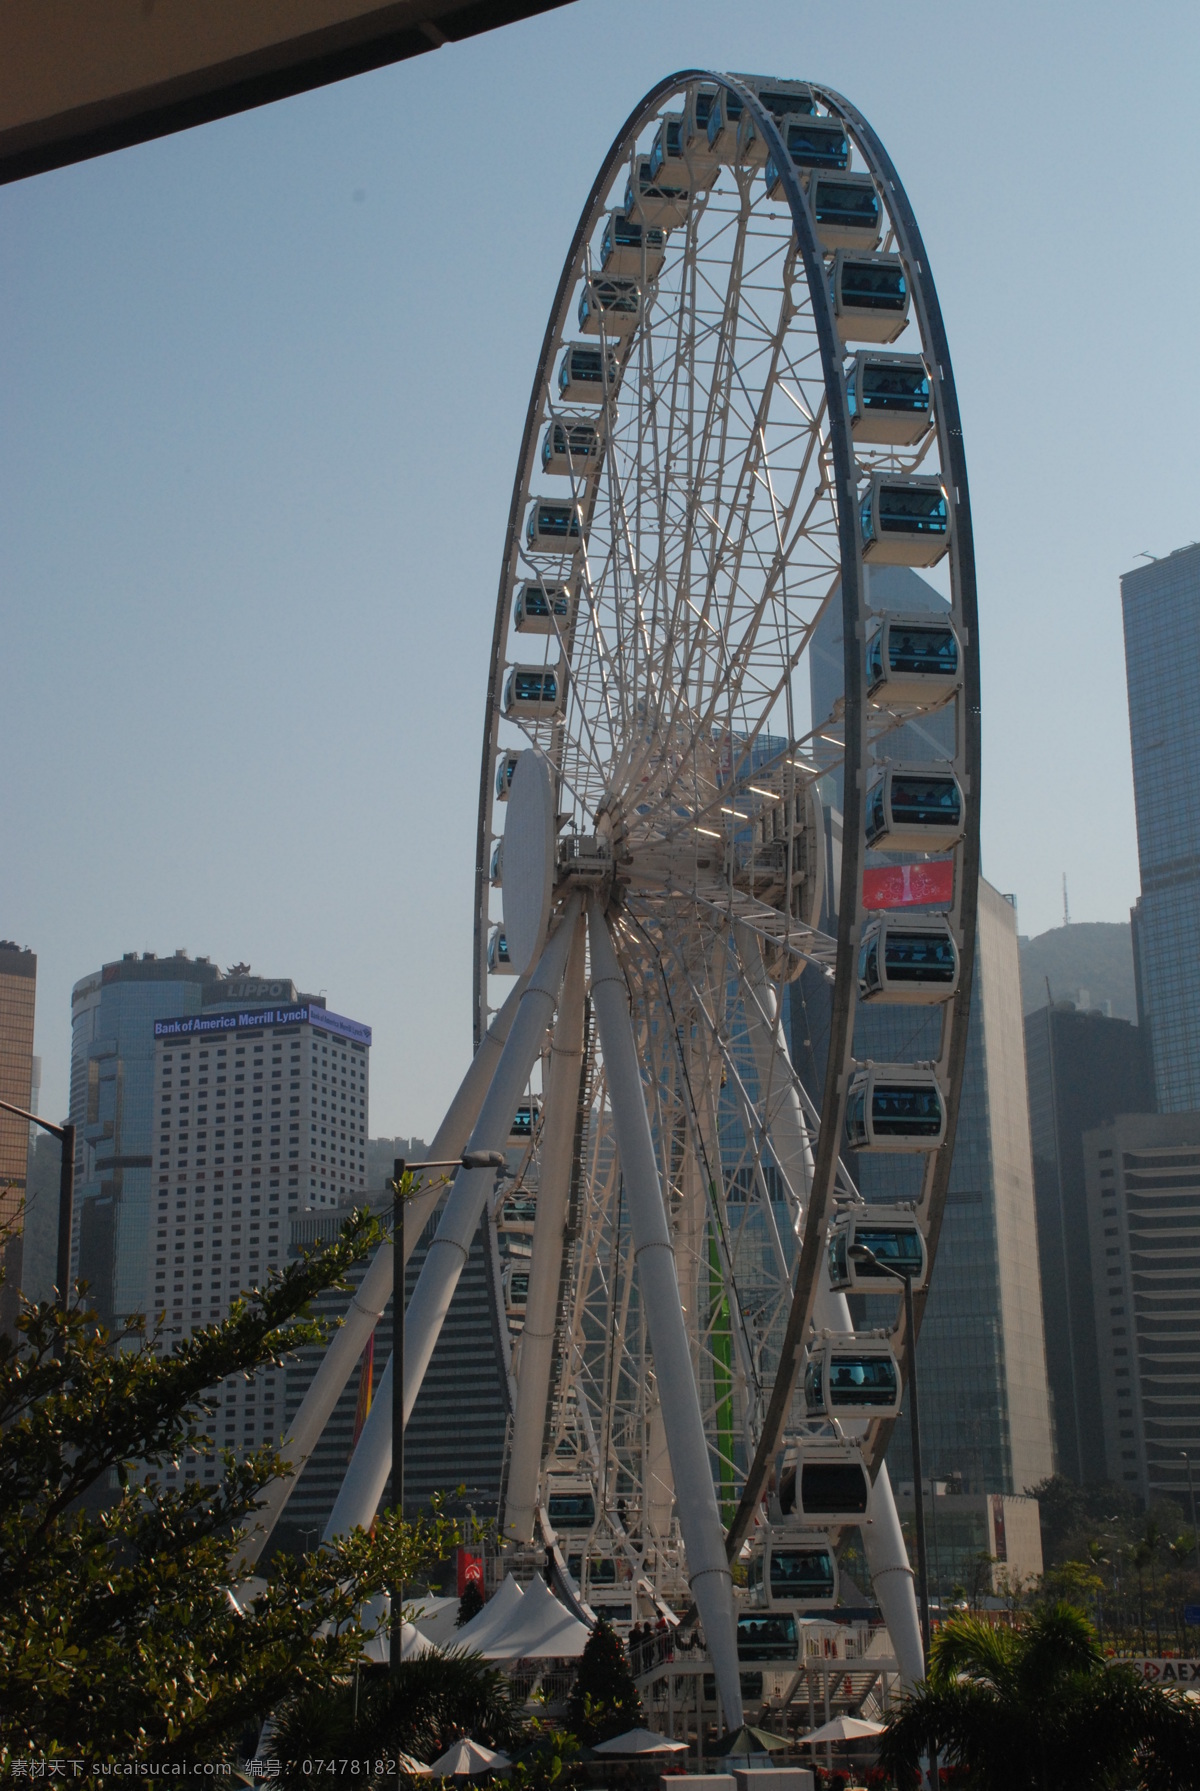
[249,69,978,1731]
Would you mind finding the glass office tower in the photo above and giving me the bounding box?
[70,951,222,1326]
[796,573,1054,1495]
[1122,541,1200,1111]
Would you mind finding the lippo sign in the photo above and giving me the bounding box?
[154,1003,371,1046]
[1123,1658,1200,1685]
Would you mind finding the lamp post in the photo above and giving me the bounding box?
[0,1098,75,1299]
[388,1147,508,1684]
[848,1243,931,1664]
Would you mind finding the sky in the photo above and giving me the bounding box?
[3,0,1199,1139]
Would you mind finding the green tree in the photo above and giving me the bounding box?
[457,1577,486,1626]
[0,1208,462,1765]
[565,1615,642,1742]
[878,1602,1200,1791]
[270,1651,519,1782]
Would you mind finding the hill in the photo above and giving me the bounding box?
[1018,920,1137,1020]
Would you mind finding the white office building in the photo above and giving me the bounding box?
[150,982,371,1487]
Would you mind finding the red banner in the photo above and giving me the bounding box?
[457,1548,484,1597]
[863,860,954,910]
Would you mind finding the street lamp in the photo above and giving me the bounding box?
[848,1241,932,1666]
[387,1148,509,1684]
[0,1098,75,1300]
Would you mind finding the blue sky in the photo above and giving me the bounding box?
[4,0,1198,1137]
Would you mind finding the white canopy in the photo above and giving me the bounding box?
[427,1739,510,1777]
[801,1715,885,1743]
[479,1572,590,1660]
[362,1619,440,1665]
[450,1573,526,1651]
[591,1728,688,1756]
[408,1593,461,1650]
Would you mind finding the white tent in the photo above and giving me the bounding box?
[427,1739,510,1777]
[479,1572,590,1660]
[450,1573,526,1652]
[800,1715,884,1744]
[362,1619,441,1665]
[591,1729,687,1756]
[409,1593,462,1650]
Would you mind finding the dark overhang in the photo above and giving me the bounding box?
[0,0,572,186]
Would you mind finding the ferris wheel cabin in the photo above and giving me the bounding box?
[865,766,964,852]
[861,474,949,566]
[705,88,744,163]
[748,1526,838,1612]
[544,1477,598,1535]
[579,277,642,337]
[828,1207,929,1293]
[514,581,574,634]
[487,927,514,974]
[763,115,851,197]
[495,751,519,801]
[780,1443,872,1524]
[682,85,719,182]
[830,251,910,343]
[600,211,666,280]
[847,353,932,445]
[804,1334,902,1419]
[503,663,566,719]
[558,342,617,404]
[541,419,602,478]
[845,1065,946,1151]
[866,613,959,705]
[624,162,687,230]
[858,917,960,1004]
[489,840,503,887]
[526,498,583,555]
[810,174,882,251]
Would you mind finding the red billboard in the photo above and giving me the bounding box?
[456,1548,484,1597]
[863,860,954,910]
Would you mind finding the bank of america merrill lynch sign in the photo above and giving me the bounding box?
[153,1003,371,1046]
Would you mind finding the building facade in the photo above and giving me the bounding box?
[151,990,371,1491]
[71,951,224,1326]
[1122,542,1200,1111]
[1025,1002,1155,1482]
[812,880,1055,1496]
[1084,1112,1200,1509]
[0,941,37,1330]
[892,1486,1043,1602]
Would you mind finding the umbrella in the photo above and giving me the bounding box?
[800,1716,885,1744]
[710,1724,790,1757]
[394,1757,433,1777]
[427,1739,511,1777]
[591,1728,689,1756]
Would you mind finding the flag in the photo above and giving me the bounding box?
[351,1332,375,1448]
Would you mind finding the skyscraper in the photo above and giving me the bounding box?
[1083,1112,1200,1508]
[1122,541,1200,1111]
[798,571,1053,1495]
[150,985,371,1491]
[1024,1003,1155,1482]
[71,951,224,1327]
[841,882,1054,1495]
[0,941,37,1331]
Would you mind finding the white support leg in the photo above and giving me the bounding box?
[325,903,581,1540]
[238,978,529,1563]
[587,901,743,1730]
[504,918,587,1543]
[740,933,924,1689]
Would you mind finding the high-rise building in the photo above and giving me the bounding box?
[1083,1113,1200,1508]
[151,987,371,1490]
[71,951,224,1326]
[0,941,37,1331]
[1024,1002,1154,1482]
[799,572,1053,1496]
[1122,541,1200,1111]
[840,881,1055,1495]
